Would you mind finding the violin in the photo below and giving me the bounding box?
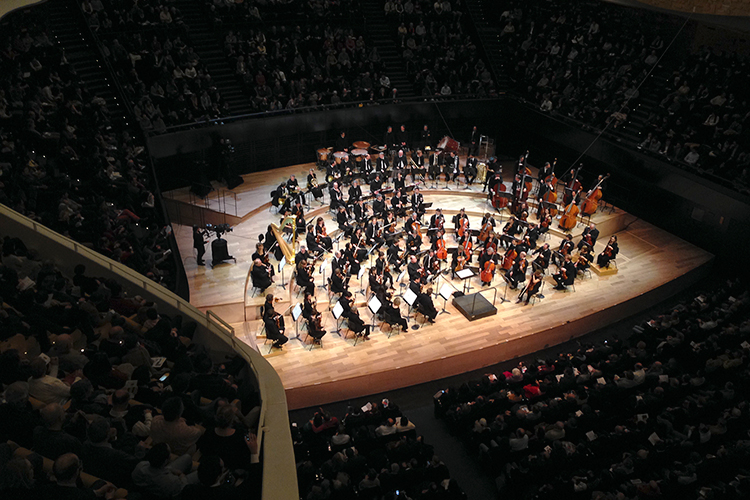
[480,259,496,284]
[581,174,610,215]
[558,201,579,231]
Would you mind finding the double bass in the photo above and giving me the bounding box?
[558,201,579,231]
[563,164,583,206]
[491,181,508,209]
[581,174,610,215]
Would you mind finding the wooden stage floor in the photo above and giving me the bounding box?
[168,162,714,410]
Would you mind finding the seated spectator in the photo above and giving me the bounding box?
[150,397,205,455]
[131,443,199,497]
[28,356,70,405]
[34,452,116,499]
[197,405,258,471]
[80,416,140,487]
[32,403,82,460]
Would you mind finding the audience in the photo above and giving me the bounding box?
[385,0,496,99]
[292,402,467,499]
[0,233,263,499]
[435,278,750,499]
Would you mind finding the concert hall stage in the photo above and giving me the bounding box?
[168,162,714,410]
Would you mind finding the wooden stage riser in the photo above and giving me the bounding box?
[283,258,712,409]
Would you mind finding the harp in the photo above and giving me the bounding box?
[269,216,297,265]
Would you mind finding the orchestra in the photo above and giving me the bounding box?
[256,146,619,349]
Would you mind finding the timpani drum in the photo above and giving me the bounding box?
[351,148,368,158]
[352,141,370,150]
[477,162,487,184]
[317,147,332,162]
[333,151,347,160]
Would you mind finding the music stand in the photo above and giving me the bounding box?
[277,256,287,290]
[396,269,407,297]
[438,283,453,315]
[403,287,419,330]
[318,260,328,290]
[331,300,344,337]
[456,267,475,294]
[368,295,382,331]
[291,303,304,342]
[499,273,512,304]
[357,266,367,296]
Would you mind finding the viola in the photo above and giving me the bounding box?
[480,259,495,284]
[558,201,579,231]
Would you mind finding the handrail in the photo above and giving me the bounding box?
[153,95,501,135]
[244,264,253,323]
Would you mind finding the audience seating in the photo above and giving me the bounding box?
[434,278,750,498]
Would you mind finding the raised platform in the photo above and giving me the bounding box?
[453,292,498,321]
[169,160,715,410]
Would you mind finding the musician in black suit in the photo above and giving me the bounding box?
[391,190,406,217]
[353,199,368,223]
[376,152,389,176]
[422,249,439,279]
[467,126,480,156]
[329,182,343,211]
[577,223,600,251]
[597,235,619,268]
[393,150,407,179]
[339,290,354,317]
[394,171,406,191]
[448,152,460,182]
[336,206,353,237]
[331,268,349,294]
[412,149,426,181]
[375,251,394,288]
[387,240,404,272]
[410,188,425,219]
[406,231,422,254]
[465,155,478,186]
[553,255,577,290]
[348,180,363,202]
[347,304,371,339]
[263,294,288,348]
[193,226,207,265]
[384,126,395,154]
[396,124,409,151]
[538,161,554,182]
[531,243,551,272]
[428,150,441,181]
[363,153,374,180]
[429,209,445,230]
[251,259,273,292]
[420,124,431,150]
[373,193,386,217]
[552,233,575,267]
[306,225,325,255]
[295,246,311,266]
[296,261,315,296]
[487,171,503,197]
[507,252,528,289]
[407,255,421,282]
[416,287,438,322]
[335,131,349,152]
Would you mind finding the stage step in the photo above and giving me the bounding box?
[591,264,619,276]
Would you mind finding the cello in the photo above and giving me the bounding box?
[581,174,610,216]
[502,245,517,271]
[457,216,469,239]
[477,217,493,243]
[480,259,495,284]
[435,234,448,260]
[558,200,579,231]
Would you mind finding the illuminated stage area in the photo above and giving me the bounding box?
[169,162,713,410]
